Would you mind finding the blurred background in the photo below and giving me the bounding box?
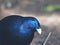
[0,0,60,45]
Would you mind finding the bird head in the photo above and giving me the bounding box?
[23,17,42,35]
[30,18,42,35]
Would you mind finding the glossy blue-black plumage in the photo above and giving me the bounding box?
[0,15,41,45]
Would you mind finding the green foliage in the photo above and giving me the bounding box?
[44,4,56,12]
[55,4,60,9]
[44,4,60,12]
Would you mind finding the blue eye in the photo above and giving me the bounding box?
[34,20,40,29]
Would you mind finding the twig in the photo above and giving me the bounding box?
[43,32,52,45]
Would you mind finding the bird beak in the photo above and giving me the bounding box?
[36,28,42,35]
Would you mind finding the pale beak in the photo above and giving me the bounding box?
[36,28,42,34]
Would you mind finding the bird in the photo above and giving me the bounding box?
[0,15,42,45]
